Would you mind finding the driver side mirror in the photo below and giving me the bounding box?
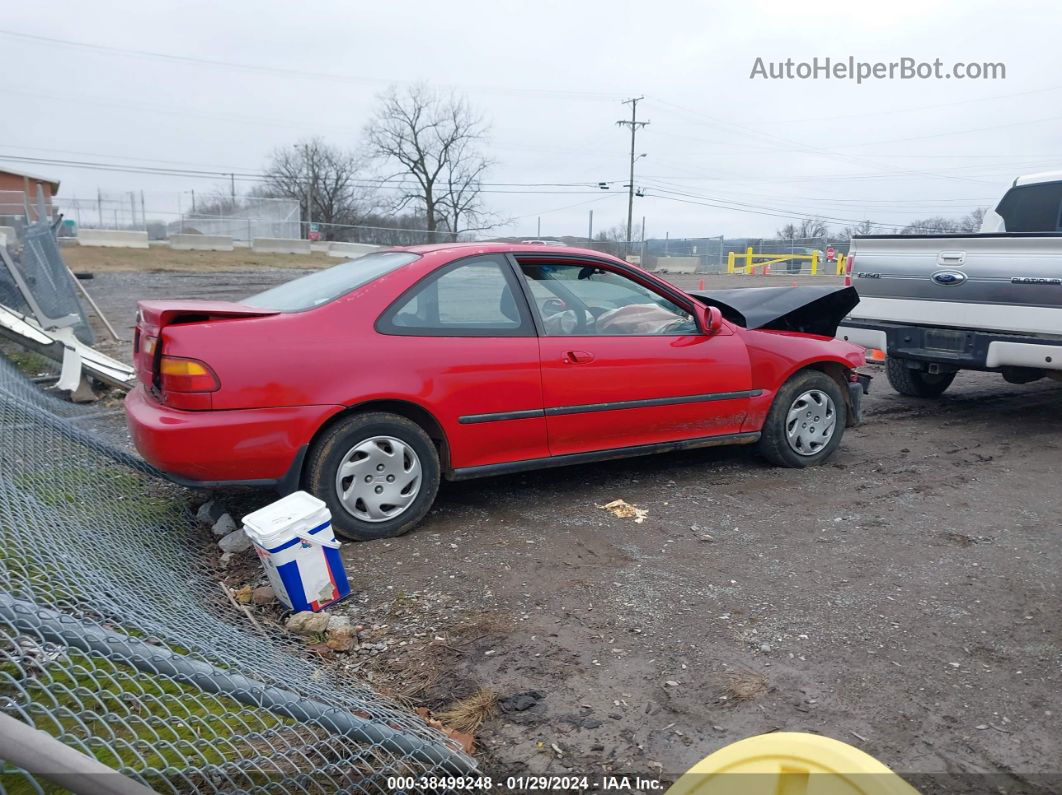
[694,303,724,335]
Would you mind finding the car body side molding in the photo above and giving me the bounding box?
[458,389,764,425]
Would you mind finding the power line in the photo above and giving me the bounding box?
[0,28,624,102]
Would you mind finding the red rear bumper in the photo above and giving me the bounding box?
[124,386,343,487]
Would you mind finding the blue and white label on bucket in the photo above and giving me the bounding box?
[251,521,350,613]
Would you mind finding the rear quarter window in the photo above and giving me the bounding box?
[242,251,420,311]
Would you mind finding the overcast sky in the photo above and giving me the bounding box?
[2,0,1058,239]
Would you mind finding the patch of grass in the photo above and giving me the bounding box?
[435,688,498,734]
[0,647,299,790]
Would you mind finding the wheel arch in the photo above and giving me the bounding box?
[802,360,858,426]
[300,399,452,489]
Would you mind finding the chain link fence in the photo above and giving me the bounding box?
[0,355,475,792]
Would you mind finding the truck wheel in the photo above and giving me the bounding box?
[757,371,846,468]
[885,358,955,398]
[304,412,440,541]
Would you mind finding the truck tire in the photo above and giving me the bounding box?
[885,358,955,398]
[304,412,440,541]
[757,370,846,468]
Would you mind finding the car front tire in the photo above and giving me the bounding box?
[304,412,440,541]
[757,370,847,468]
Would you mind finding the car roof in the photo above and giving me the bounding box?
[1013,169,1062,187]
[395,240,627,262]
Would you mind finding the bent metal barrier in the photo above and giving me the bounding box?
[0,355,475,793]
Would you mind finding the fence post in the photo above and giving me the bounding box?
[837,253,845,276]
[745,247,753,270]
[727,251,735,274]
[811,251,818,275]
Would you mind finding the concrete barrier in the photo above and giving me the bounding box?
[169,234,234,252]
[653,256,699,274]
[77,229,150,249]
[328,242,381,259]
[251,237,312,255]
[0,226,15,246]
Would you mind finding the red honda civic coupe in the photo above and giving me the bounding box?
[126,243,867,540]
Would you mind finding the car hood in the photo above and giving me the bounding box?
[689,285,859,337]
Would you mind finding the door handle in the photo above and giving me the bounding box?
[564,350,595,364]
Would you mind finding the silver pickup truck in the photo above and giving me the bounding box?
[837,170,1062,396]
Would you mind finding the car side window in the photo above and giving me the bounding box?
[378,256,532,337]
[519,263,696,336]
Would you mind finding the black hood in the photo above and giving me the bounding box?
[689,285,860,337]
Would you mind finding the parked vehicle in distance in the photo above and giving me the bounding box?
[520,239,567,246]
[126,243,867,540]
[838,171,1062,397]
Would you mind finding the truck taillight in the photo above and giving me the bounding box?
[843,254,854,287]
[159,356,220,392]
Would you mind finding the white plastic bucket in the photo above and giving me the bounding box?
[242,491,350,612]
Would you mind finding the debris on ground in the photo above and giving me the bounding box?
[251,586,275,605]
[598,499,648,523]
[415,706,477,754]
[324,615,357,652]
[211,512,237,537]
[286,611,330,635]
[435,688,498,734]
[499,690,545,713]
[196,498,225,525]
[217,528,252,553]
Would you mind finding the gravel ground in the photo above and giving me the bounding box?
[75,267,1061,793]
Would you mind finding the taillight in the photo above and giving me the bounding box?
[159,356,220,393]
[843,254,854,287]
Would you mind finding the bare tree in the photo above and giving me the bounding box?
[365,84,496,239]
[839,219,877,240]
[960,207,987,233]
[777,218,828,240]
[900,216,962,235]
[260,138,373,240]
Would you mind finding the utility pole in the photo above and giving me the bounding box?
[230,173,236,204]
[537,217,541,237]
[588,209,594,242]
[617,96,648,259]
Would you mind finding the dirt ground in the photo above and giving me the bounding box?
[72,264,1061,793]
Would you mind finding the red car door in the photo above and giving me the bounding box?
[516,260,755,457]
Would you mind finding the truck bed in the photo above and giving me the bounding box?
[839,232,1062,378]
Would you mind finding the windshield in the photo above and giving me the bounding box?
[243,251,420,311]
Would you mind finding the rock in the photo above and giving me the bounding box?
[286,611,330,635]
[326,625,357,652]
[218,528,251,553]
[499,690,545,713]
[326,615,351,633]
[196,499,226,525]
[219,552,233,568]
[234,585,253,604]
[212,513,238,537]
[252,586,275,605]
[664,680,680,688]
[759,643,772,653]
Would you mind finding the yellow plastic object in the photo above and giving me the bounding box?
[667,732,920,795]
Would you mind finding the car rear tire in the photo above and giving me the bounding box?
[757,370,846,468]
[885,358,955,397]
[304,412,440,541]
